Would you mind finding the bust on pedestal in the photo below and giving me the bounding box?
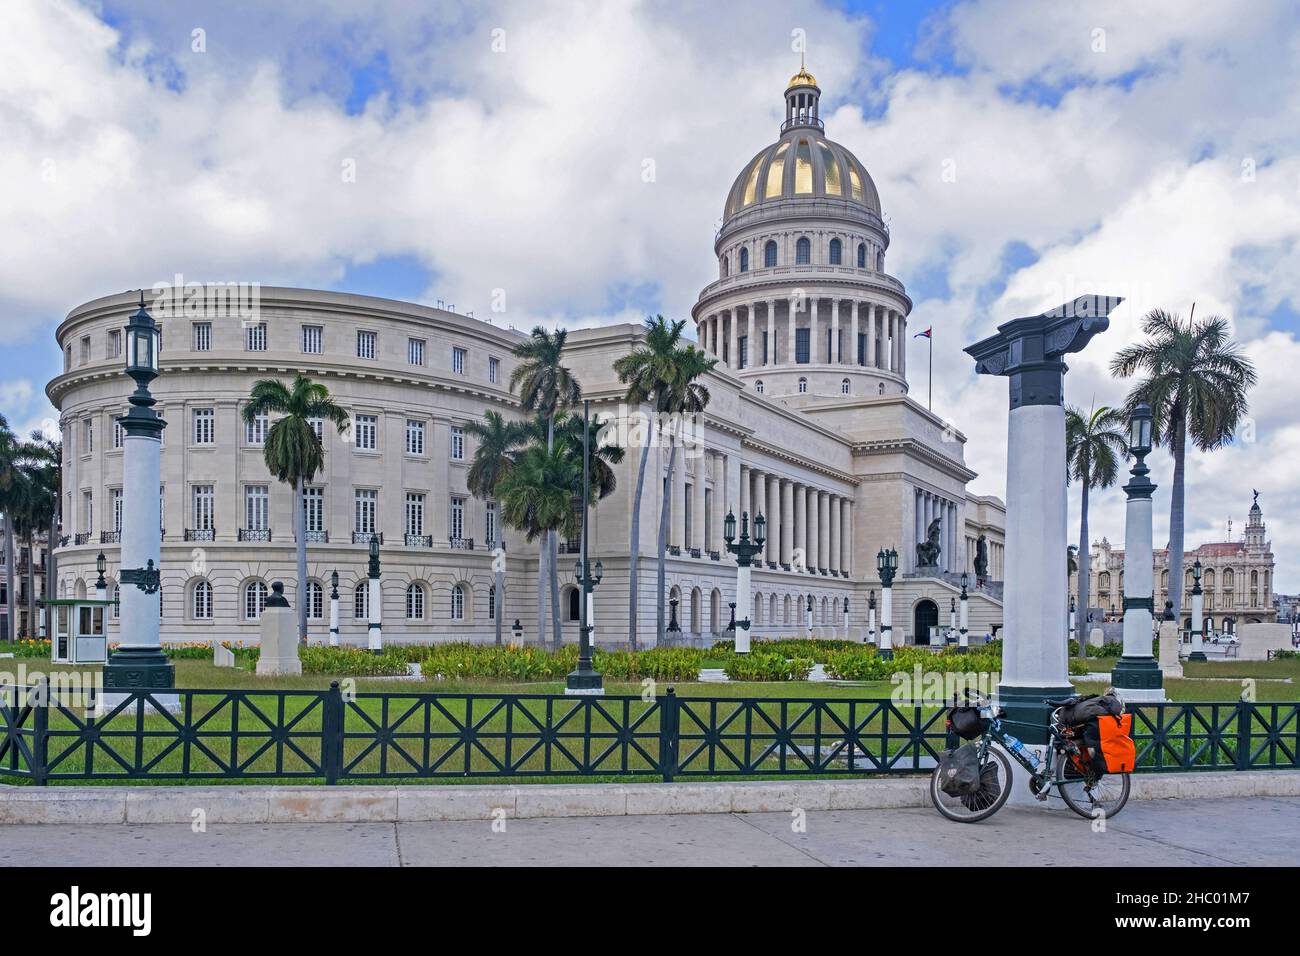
[256,582,302,677]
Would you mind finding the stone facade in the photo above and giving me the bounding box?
[46,69,1007,648]
[1070,496,1277,632]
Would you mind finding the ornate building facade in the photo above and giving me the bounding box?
[1070,494,1277,632]
[47,67,1008,647]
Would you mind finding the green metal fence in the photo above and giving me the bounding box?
[1,683,1296,784]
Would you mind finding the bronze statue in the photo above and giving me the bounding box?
[973,534,989,582]
[916,518,943,567]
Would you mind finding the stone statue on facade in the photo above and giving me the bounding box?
[916,518,943,567]
[1068,545,1078,575]
[973,534,989,583]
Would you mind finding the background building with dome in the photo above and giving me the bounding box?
[1069,493,1278,633]
[46,67,1007,647]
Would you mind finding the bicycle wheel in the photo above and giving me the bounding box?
[1053,750,1130,820]
[929,746,1013,823]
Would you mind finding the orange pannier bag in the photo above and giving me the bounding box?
[1083,713,1135,775]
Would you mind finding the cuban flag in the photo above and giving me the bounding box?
[914,326,932,338]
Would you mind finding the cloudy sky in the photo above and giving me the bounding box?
[3,0,1299,590]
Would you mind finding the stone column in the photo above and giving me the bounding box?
[787,296,797,368]
[766,475,780,566]
[806,488,819,574]
[671,452,686,548]
[831,300,841,364]
[739,464,750,521]
[841,499,851,575]
[1113,409,1165,702]
[790,481,800,572]
[829,497,841,573]
[780,479,794,566]
[899,313,907,378]
[746,306,756,370]
[810,298,820,364]
[966,293,1123,741]
[867,304,878,369]
[766,300,776,366]
[818,491,830,572]
[728,309,739,369]
[850,302,860,366]
[691,454,706,550]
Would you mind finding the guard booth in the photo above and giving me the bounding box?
[46,598,114,665]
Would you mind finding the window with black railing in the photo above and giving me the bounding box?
[238,529,272,542]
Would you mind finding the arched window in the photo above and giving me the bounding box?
[796,237,811,264]
[244,580,267,621]
[798,377,808,394]
[739,247,749,272]
[306,580,323,620]
[764,240,777,267]
[193,580,213,619]
[755,380,764,394]
[829,238,842,264]
[841,378,850,395]
[489,585,497,620]
[721,254,729,278]
[451,584,466,621]
[857,243,866,268]
[354,583,368,620]
[406,583,425,620]
[566,586,581,622]
[754,592,763,625]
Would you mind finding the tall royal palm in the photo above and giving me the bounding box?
[613,315,694,649]
[242,374,350,644]
[1111,307,1257,619]
[509,327,581,645]
[0,416,24,641]
[1066,405,1128,656]
[464,410,527,645]
[494,443,582,648]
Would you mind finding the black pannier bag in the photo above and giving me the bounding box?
[960,757,1004,812]
[938,744,982,797]
[948,704,989,741]
[1058,693,1122,727]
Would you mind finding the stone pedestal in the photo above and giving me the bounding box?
[213,641,235,668]
[1158,618,1183,681]
[255,582,302,677]
[1088,626,1104,648]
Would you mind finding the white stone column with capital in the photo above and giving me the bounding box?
[831,300,841,364]
[818,491,830,572]
[766,300,775,365]
[867,304,878,368]
[795,484,808,571]
[787,297,797,367]
[739,464,750,521]
[850,302,859,366]
[691,455,707,550]
[780,479,793,566]
[829,497,841,573]
[746,306,756,369]
[810,298,820,363]
[767,475,780,567]
[728,310,739,368]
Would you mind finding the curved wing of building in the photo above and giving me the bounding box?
[47,68,1006,649]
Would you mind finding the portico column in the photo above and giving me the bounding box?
[671,451,686,548]
[739,465,750,522]
[766,300,776,365]
[818,491,830,572]
[766,475,780,567]
[966,293,1123,742]
[691,454,707,550]
[829,497,841,573]
[841,499,852,575]
[806,489,819,573]
[795,484,808,571]
[831,300,841,364]
[780,479,794,566]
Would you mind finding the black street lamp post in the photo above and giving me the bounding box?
[566,400,604,694]
[723,509,765,653]
[876,547,898,660]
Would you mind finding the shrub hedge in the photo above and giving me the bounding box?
[723,651,813,682]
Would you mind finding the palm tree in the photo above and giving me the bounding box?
[509,327,582,645]
[613,315,695,649]
[0,416,24,642]
[552,410,625,503]
[1066,405,1128,656]
[1111,307,1257,620]
[463,410,527,645]
[242,374,350,644]
[494,444,583,645]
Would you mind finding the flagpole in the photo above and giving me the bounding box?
[928,331,933,410]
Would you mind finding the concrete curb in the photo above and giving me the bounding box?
[1,772,1296,825]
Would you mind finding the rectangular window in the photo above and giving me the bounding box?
[452,347,466,375]
[405,493,425,536]
[112,489,123,533]
[488,356,500,384]
[684,486,693,548]
[108,330,122,358]
[738,336,748,370]
[303,486,324,533]
[192,408,215,444]
[704,488,712,548]
[450,425,464,461]
[354,489,377,534]
[857,332,866,366]
[795,328,810,364]
[245,485,269,530]
[407,338,425,366]
[193,322,212,352]
[308,417,324,441]
[485,501,497,546]
[405,419,425,456]
[245,322,268,351]
[245,412,268,445]
[355,414,378,450]
[82,421,93,455]
[763,330,769,364]
[357,330,376,359]
[302,325,323,354]
[81,336,91,362]
[83,491,93,533]
[450,496,465,540]
[193,485,215,531]
[113,418,124,449]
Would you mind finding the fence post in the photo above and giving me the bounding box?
[659,687,680,783]
[32,679,49,787]
[1235,697,1251,771]
[323,682,344,785]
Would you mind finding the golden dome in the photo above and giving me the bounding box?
[787,67,817,88]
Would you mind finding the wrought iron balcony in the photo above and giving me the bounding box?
[449,537,474,551]
[405,534,433,548]
[303,530,329,544]
[73,533,92,545]
[352,531,382,545]
[185,528,216,542]
[557,538,581,554]
[100,530,121,544]
[238,528,272,542]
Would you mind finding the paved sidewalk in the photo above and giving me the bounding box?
[3,795,1295,866]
